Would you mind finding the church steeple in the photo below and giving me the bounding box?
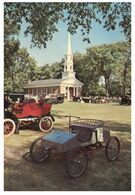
[62,32,75,79]
[67,32,72,55]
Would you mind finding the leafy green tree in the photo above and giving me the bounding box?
[4,2,131,48]
[4,13,39,92]
[89,44,118,96]
[51,59,64,79]
[112,42,131,95]
[37,64,52,80]
[74,52,100,96]
[73,42,130,96]
[34,60,64,80]
[4,18,20,92]
[86,42,131,96]
[14,48,38,90]
[4,47,38,92]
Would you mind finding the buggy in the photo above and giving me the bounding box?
[29,117,120,178]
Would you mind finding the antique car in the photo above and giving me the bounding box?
[29,117,120,178]
[45,93,65,104]
[4,94,55,137]
[120,95,131,105]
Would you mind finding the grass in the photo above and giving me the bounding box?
[52,101,131,123]
[52,102,131,137]
[4,101,131,191]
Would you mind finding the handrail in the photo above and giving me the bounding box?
[51,114,80,131]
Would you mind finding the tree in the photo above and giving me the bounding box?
[4,12,39,92]
[88,44,119,96]
[4,18,20,91]
[73,42,131,96]
[4,47,38,92]
[14,48,38,90]
[50,60,64,79]
[4,2,131,48]
[74,52,100,96]
[113,42,131,95]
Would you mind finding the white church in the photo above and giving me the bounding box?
[24,33,83,100]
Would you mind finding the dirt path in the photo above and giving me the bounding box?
[4,129,131,191]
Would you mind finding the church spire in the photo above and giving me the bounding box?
[67,32,72,55]
[64,32,73,72]
[62,32,75,79]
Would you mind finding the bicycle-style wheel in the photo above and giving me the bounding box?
[30,136,50,162]
[39,116,53,133]
[105,136,120,161]
[64,147,88,178]
[4,118,16,137]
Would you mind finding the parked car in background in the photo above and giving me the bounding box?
[120,95,131,105]
[45,94,65,104]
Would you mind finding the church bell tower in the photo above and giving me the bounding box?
[62,33,75,79]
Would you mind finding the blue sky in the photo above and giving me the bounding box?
[18,16,126,66]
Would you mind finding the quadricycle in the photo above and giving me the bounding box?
[30,117,120,178]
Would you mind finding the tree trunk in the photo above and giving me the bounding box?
[11,64,15,91]
[104,77,110,96]
[123,61,128,95]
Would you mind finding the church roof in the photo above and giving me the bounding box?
[62,78,83,86]
[24,78,83,88]
[24,79,62,88]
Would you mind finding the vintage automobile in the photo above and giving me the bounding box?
[45,94,65,104]
[4,94,55,137]
[29,117,120,178]
[120,95,131,105]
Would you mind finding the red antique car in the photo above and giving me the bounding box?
[4,97,55,137]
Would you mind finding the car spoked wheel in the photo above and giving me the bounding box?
[64,147,88,178]
[4,118,16,137]
[30,136,50,162]
[39,116,53,133]
[105,136,120,161]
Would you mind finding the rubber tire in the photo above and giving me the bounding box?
[39,116,53,133]
[30,136,50,162]
[105,136,120,161]
[64,147,88,178]
[4,118,16,137]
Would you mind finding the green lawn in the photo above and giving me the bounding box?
[52,101,131,134]
[52,101,131,123]
[4,101,131,191]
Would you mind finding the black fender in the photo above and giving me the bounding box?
[49,114,55,122]
[42,113,55,122]
[4,111,18,121]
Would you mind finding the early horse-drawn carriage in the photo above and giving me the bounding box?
[4,94,55,137]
